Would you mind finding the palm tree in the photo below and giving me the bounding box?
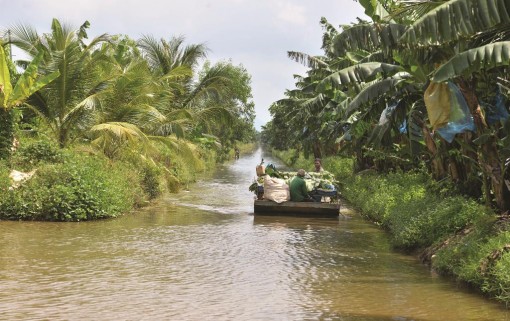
[137,36,240,141]
[9,19,111,147]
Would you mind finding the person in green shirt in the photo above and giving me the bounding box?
[289,169,312,202]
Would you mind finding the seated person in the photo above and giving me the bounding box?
[314,158,324,173]
[289,169,313,202]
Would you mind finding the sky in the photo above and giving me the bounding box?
[0,0,366,130]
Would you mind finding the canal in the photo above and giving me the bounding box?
[1,148,509,320]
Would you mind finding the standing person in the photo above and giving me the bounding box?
[289,169,312,202]
[314,158,324,173]
[234,147,240,160]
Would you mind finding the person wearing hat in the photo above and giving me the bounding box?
[289,169,312,202]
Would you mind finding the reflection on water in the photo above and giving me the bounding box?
[0,148,509,320]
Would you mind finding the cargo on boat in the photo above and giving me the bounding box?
[249,161,340,217]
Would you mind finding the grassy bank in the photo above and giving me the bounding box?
[273,149,510,304]
[0,135,253,222]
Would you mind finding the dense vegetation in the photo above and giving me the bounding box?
[262,0,510,212]
[0,19,257,221]
[264,0,510,304]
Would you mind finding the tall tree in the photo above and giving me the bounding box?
[9,19,110,147]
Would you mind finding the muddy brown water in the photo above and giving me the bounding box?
[1,148,509,320]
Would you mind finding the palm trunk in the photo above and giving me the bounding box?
[58,128,68,149]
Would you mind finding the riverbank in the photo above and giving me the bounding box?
[272,149,510,305]
[0,134,256,222]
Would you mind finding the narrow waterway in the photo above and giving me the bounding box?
[1,148,509,321]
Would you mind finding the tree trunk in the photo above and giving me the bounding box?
[313,139,322,159]
[422,124,446,180]
[458,80,510,212]
[58,128,67,149]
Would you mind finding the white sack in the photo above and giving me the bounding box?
[263,175,290,203]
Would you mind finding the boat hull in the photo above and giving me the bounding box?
[254,200,340,217]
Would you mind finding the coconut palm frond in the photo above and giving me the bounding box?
[389,0,447,23]
[150,135,201,168]
[138,35,171,74]
[182,63,232,107]
[161,64,192,82]
[4,23,40,57]
[196,106,234,126]
[90,121,150,158]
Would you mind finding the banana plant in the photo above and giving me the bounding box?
[0,43,59,158]
[401,0,510,211]
[0,46,59,109]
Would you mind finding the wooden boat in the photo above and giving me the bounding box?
[254,199,340,217]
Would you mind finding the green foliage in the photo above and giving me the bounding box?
[13,140,62,168]
[402,0,510,46]
[319,156,354,182]
[140,161,163,200]
[272,149,308,168]
[320,62,404,91]
[0,42,59,109]
[389,195,487,249]
[432,222,510,302]
[0,108,16,160]
[476,232,510,301]
[433,42,510,82]
[0,153,141,221]
[12,19,108,148]
[0,20,254,219]
[0,40,58,159]
[0,160,10,192]
[341,170,488,250]
[431,223,488,282]
[263,0,510,303]
[164,172,181,193]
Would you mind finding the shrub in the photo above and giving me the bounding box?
[140,161,163,200]
[0,160,10,192]
[0,153,141,221]
[165,172,181,193]
[0,108,17,160]
[12,140,62,170]
[322,157,354,182]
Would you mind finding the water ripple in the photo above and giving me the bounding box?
[1,149,509,320]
